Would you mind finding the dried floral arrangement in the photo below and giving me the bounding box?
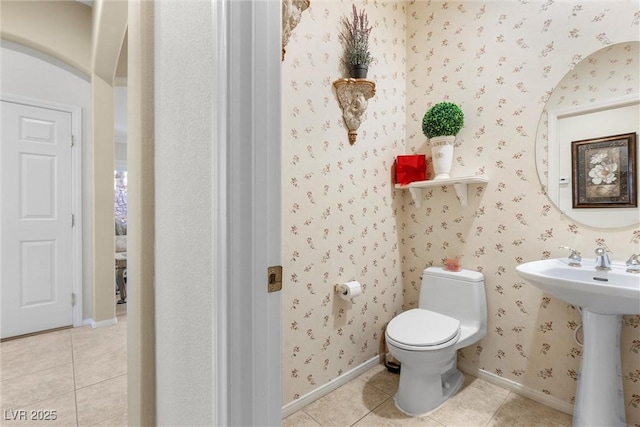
[340,4,373,75]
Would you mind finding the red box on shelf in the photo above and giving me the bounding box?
[395,155,427,185]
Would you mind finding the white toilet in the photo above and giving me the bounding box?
[385,267,487,416]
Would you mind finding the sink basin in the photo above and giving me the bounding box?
[517,257,640,425]
[516,258,640,314]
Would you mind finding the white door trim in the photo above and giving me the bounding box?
[211,0,229,425]
[0,93,83,329]
[212,0,282,424]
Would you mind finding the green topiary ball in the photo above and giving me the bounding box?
[422,102,464,138]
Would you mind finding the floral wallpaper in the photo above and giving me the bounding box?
[282,0,640,423]
[281,0,407,405]
[404,1,640,422]
[536,41,639,181]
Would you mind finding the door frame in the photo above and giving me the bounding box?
[211,0,229,423]
[212,0,282,424]
[0,93,83,329]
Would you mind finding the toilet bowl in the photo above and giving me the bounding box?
[385,267,487,416]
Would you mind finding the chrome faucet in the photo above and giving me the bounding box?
[594,248,612,271]
[559,246,582,267]
[626,253,640,273]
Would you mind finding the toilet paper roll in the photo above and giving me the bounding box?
[338,281,362,300]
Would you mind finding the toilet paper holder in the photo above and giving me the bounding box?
[335,283,349,295]
[334,281,362,300]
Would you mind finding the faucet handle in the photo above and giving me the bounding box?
[559,246,581,267]
[594,247,612,271]
[626,253,640,273]
[627,253,640,263]
[595,247,610,259]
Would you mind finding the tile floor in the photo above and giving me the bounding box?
[2,313,572,427]
[0,310,127,427]
[283,364,573,427]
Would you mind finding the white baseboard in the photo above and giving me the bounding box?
[458,361,574,416]
[281,355,383,419]
[90,317,118,328]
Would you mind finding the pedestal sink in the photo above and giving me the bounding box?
[516,258,640,427]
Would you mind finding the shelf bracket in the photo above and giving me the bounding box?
[281,0,310,61]
[333,78,376,144]
[409,188,422,208]
[406,184,468,207]
[453,183,469,207]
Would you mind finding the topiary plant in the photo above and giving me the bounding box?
[422,102,464,138]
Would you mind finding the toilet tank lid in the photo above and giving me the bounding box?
[423,266,484,283]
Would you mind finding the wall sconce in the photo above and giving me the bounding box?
[282,0,310,61]
[333,78,376,145]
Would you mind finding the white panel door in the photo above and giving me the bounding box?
[1,100,73,339]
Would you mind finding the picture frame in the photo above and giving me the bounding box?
[572,132,637,208]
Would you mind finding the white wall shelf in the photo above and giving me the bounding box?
[395,175,489,208]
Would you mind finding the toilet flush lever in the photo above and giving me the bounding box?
[267,266,283,293]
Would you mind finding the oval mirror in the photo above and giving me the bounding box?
[535,41,639,229]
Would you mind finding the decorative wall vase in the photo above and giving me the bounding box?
[333,78,376,145]
[349,65,368,79]
[282,0,310,61]
[430,135,456,179]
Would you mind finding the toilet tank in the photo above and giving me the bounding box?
[419,267,487,341]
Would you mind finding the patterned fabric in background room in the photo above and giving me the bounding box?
[281,1,640,423]
[114,170,127,233]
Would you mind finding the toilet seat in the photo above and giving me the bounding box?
[386,309,460,351]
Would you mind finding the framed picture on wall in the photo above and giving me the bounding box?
[572,132,637,208]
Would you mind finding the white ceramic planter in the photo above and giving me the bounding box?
[430,135,456,179]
